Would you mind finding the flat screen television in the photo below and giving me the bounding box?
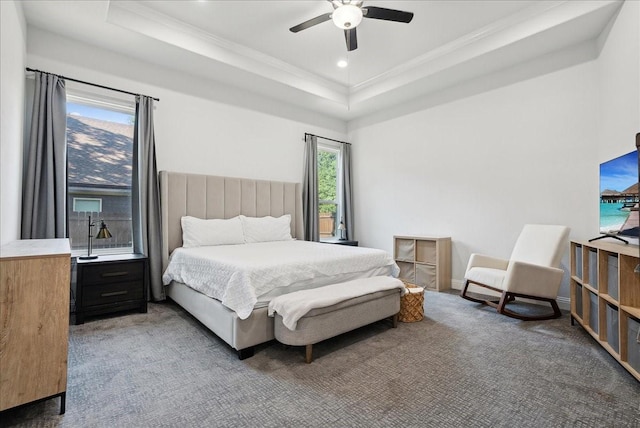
[597,149,639,245]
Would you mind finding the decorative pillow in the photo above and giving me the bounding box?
[240,215,293,243]
[181,216,245,248]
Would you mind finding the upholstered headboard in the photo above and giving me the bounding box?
[159,171,304,270]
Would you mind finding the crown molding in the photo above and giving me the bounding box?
[106,1,349,106]
[351,1,566,92]
[104,0,622,115]
[349,0,621,105]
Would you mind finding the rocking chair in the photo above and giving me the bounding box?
[461,224,570,320]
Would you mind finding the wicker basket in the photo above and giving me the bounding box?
[399,282,424,323]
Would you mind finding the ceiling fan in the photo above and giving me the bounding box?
[289,0,414,52]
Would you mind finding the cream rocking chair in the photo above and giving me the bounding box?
[461,224,570,320]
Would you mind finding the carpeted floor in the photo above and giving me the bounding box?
[3,291,639,427]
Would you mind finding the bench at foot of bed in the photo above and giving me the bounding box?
[271,277,404,363]
[299,312,398,363]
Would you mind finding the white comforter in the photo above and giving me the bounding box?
[162,240,400,319]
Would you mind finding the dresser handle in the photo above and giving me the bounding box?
[101,290,128,297]
[101,271,128,278]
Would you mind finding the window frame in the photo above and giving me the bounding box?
[317,141,343,241]
[66,86,136,257]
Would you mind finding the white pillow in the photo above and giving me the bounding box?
[181,216,245,248]
[240,215,293,243]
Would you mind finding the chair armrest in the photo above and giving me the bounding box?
[504,260,564,299]
[465,253,509,274]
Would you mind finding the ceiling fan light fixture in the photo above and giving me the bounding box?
[332,4,363,29]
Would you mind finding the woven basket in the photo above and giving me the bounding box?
[399,282,424,323]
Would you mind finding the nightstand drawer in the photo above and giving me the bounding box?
[82,281,144,307]
[82,261,144,285]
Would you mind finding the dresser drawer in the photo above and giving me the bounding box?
[81,261,144,285]
[82,281,144,307]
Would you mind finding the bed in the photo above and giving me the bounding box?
[160,171,399,358]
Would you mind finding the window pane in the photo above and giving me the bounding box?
[72,197,102,213]
[67,101,134,254]
[318,150,337,206]
[318,147,340,239]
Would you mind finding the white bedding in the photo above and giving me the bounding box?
[162,240,400,319]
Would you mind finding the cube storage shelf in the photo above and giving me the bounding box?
[393,235,451,292]
[570,239,640,381]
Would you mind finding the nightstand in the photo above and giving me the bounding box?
[75,254,148,324]
[321,239,359,246]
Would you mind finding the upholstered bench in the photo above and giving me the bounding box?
[269,276,404,363]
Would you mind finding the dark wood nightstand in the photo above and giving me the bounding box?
[321,239,359,246]
[75,254,148,324]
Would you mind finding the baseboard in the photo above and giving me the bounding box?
[451,279,465,290]
[556,296,570,311]
[450,279,570,311]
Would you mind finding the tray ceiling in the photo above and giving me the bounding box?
[21,1,623,121]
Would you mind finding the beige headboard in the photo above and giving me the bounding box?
[159,171,304,270]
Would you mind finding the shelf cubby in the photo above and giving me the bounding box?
[393,235,451,292]
[570,240,640,382]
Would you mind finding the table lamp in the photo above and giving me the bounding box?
[79,216,112,260]
[338,219,346,240]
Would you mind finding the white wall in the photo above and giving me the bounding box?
[351,60,599,300]
[26,28,347,185]
[0,1,27,245]
[350,2,639,302]
[153,92,326,183]
[597,0,639,162]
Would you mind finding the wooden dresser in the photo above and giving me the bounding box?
[0,239,71,414]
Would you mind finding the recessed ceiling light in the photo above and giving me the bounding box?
[337,60,348,68]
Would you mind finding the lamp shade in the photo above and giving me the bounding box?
[95,220,112,239]
[332,4,363,29]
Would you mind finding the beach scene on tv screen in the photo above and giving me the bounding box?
[600,150,639,238]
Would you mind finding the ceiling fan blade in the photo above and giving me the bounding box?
[289,13,332,33]
[363,6,414,23]
[344,28,358,51]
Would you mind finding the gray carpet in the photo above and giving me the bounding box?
[3,291,639,427]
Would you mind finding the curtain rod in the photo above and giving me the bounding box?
[305,133,350,145]
[26,67,160,102]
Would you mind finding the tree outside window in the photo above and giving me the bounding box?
[318,146,340,238]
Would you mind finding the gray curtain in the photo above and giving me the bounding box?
[303,134,319,241]
[21,72,67,239]
[132,96,164,301]
[340,143,354,240]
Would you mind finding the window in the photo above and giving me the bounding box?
[66,90,135,255]
[318,143,342,239]
[72,197,102,213]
